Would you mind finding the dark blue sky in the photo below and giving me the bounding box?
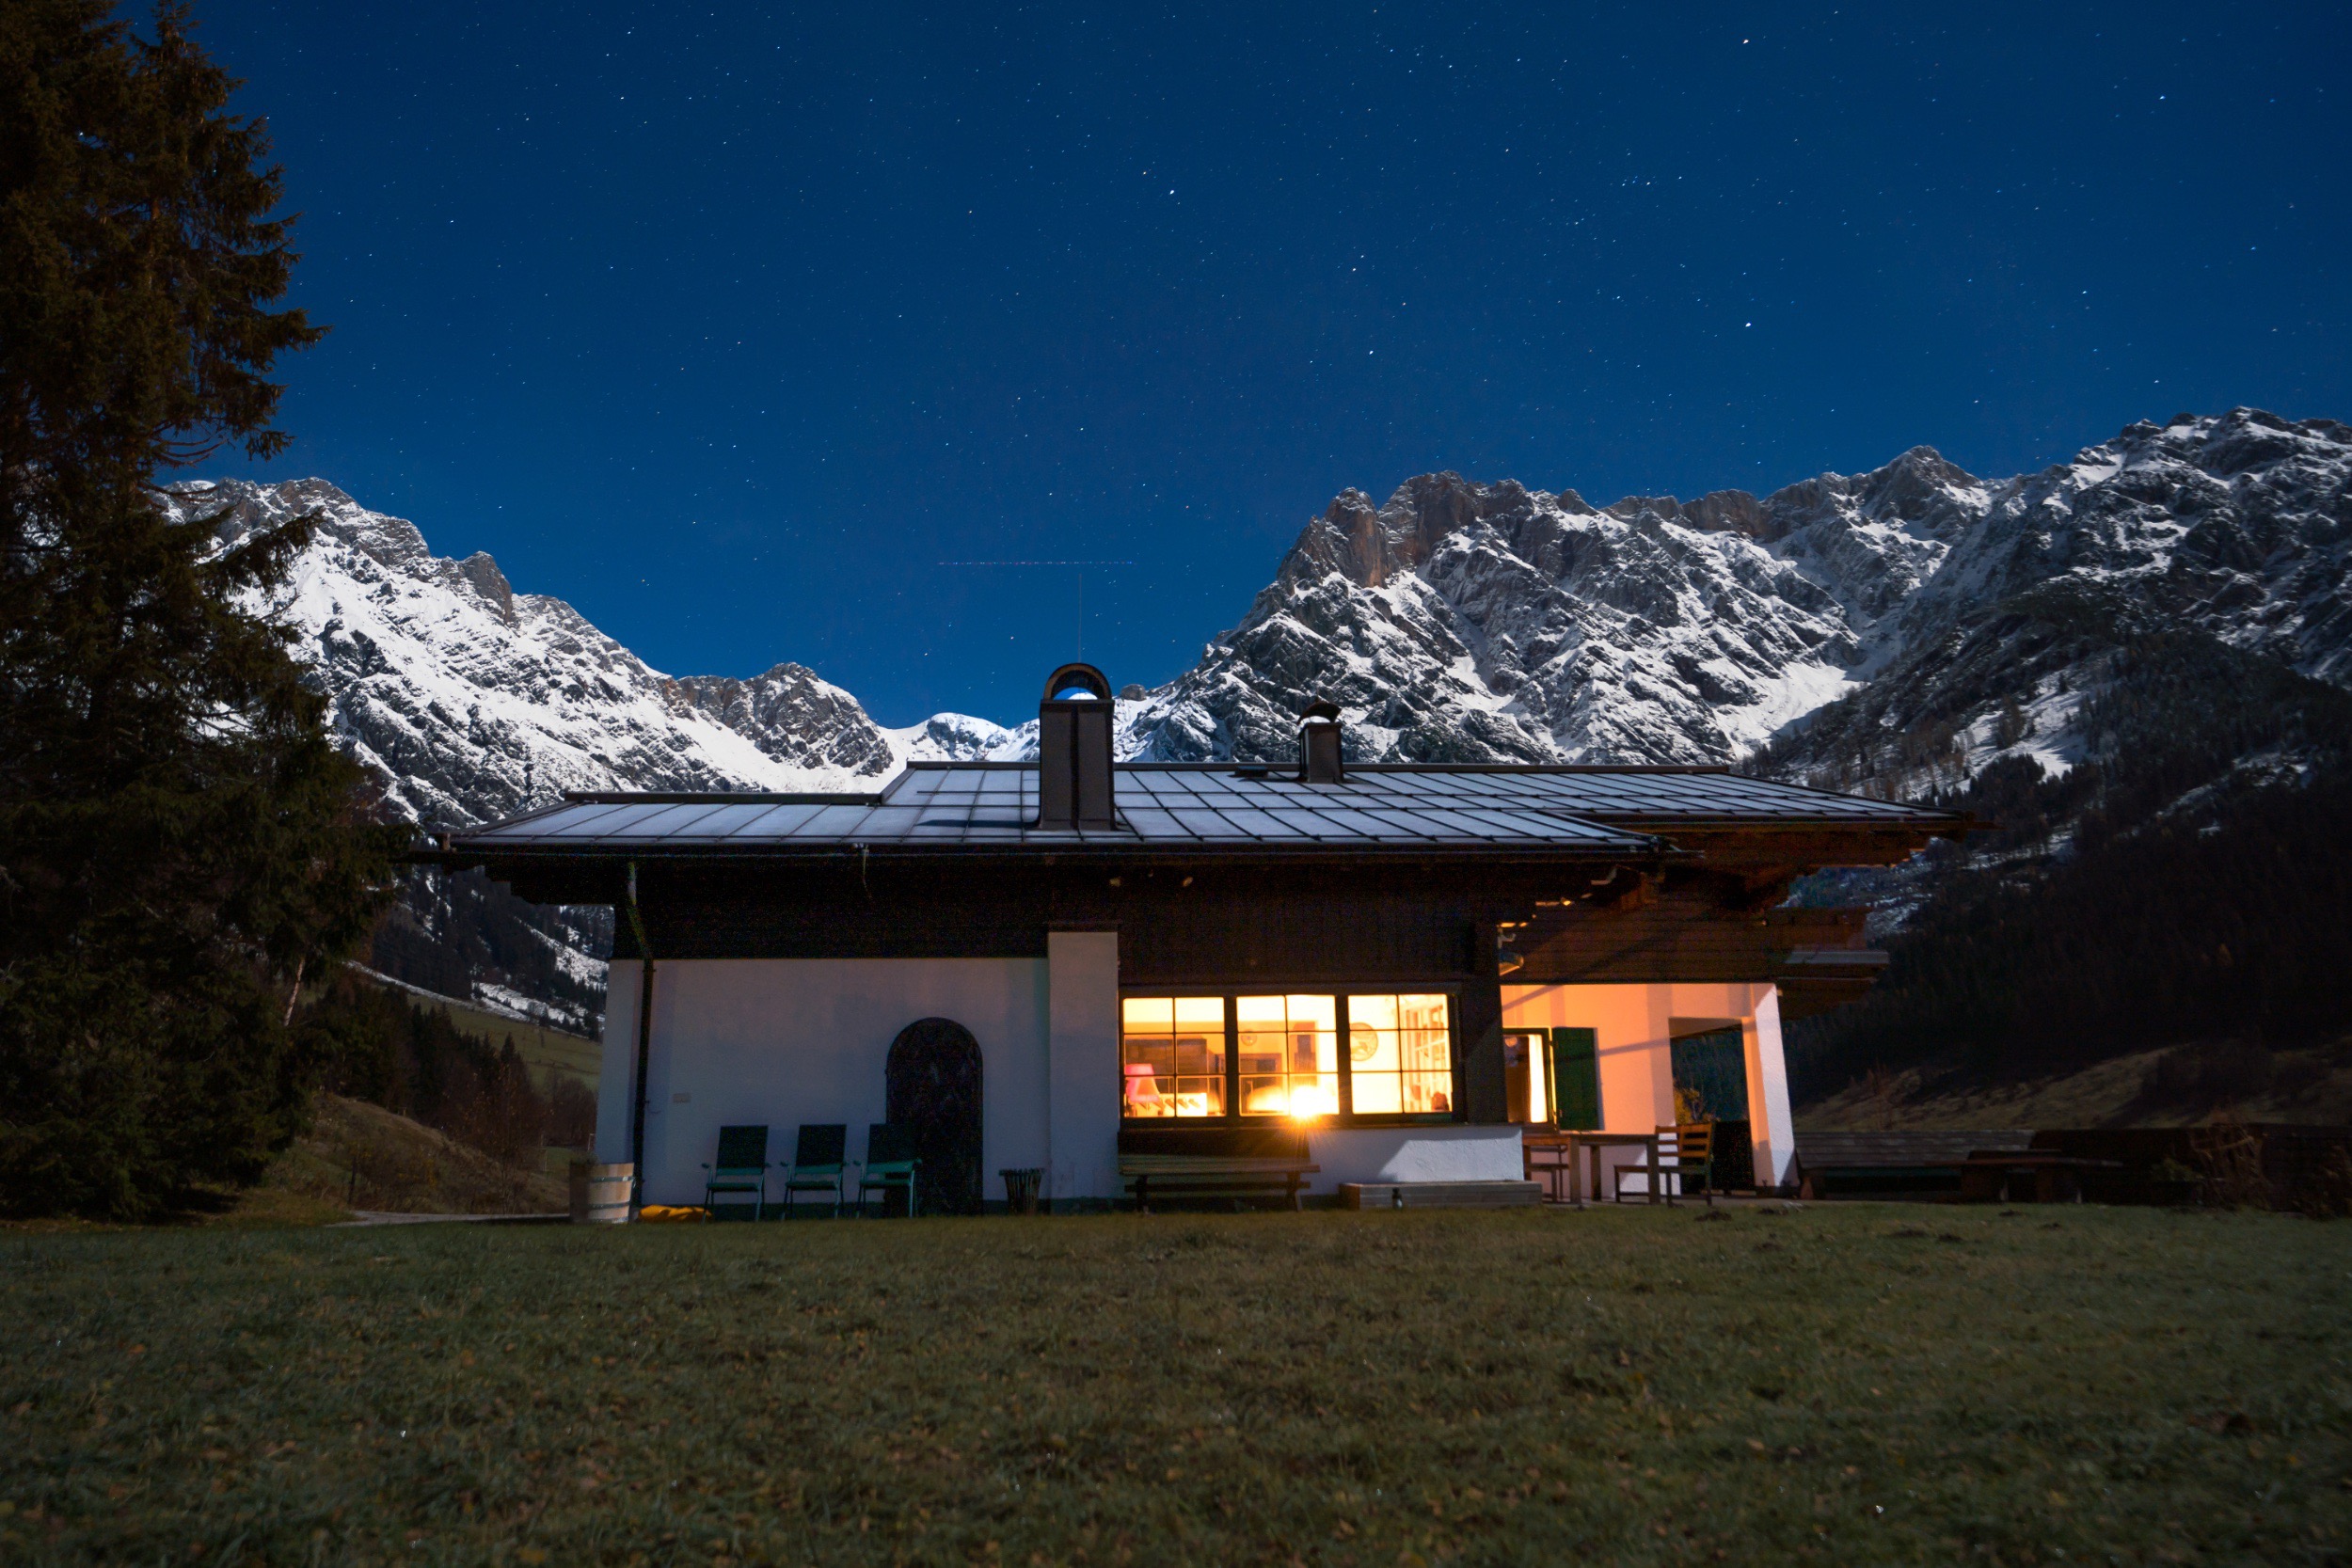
[199,2,2350,726]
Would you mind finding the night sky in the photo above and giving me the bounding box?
[196,2,2350,727]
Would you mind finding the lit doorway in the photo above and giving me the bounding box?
[1503,1032,1550,1124]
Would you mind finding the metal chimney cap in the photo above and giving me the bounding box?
[1300,698,1346,784]
[1041,661,1112,703]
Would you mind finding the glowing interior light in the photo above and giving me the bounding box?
[1288,1084,1339,1119]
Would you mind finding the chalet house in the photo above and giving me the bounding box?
[436,664,1963,1211]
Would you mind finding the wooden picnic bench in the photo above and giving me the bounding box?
[1120,1154,1319,1212]
[1957,1151,2122,1205]
[1791,1129,2032,1201]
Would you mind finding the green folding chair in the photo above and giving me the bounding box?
[782,1123,849,1217]
[855,1123,918,1217]
[701,1125,771,1219]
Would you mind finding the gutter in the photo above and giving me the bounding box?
[421,839,1680,870]
[621,860,656,1220]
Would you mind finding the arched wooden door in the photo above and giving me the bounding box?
[885,1018,984,1215]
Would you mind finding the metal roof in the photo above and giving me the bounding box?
[1278,763,1959,827]
[444,760,1958,863]
[453,765,1643,859]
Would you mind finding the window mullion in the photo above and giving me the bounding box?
[1336,992,1355,1119]
[1449,997,1464,1123]
[1224,994,1239,1125]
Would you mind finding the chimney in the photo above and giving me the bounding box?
[1038,662,1117,829]
[1300,699,1345,784]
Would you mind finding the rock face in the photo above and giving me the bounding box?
[162,478,1024,1033]
[1123,409,2352,780]
[663,665,903,781]
[162,478,1025,832]
[179,407,2351,1030]
[1741,409,2352,795]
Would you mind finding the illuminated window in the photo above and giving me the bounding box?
[1344,994,1454,1117]
[1120,996,1226,1118]
[1120,990,1458,1123]
[1236,994,1340,1118]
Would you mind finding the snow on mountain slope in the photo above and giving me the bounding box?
[1121,455,1969,766]
[160,478,1022,1035]
[1127,409,2352,776]
[172,407,2349,1028]
[1751,409,2352,796]
[182,407,2344,825]
[161,478,1020,832]
[1898,410,2352,684]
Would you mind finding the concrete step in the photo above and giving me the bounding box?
[1339,1180,1544,1210]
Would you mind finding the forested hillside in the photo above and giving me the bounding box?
[1781,631,2352,1106]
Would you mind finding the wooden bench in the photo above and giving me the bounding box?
[1120,1154,1319,1212]
[1798,1164,1964,1201]
[1791,1130,2034,1202]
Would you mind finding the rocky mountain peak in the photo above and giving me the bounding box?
[454,552,516,624]
[171,479,1025,832]
[1126,407,2351,777]
[663,663,900,778]
[1295,472,1537,591]
[1674,489,1773,539]
[173,408,2350,1036]
[1847,445,1981,522]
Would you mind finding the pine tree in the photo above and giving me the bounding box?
[0,0,405,1216]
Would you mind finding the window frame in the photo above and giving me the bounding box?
[1117,987,1463,1128]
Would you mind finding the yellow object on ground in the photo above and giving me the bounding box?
[636,1205,707,1224]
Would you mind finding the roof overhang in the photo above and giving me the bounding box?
[411,759,1972,882]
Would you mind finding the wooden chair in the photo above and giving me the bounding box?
[854,1123,918,1217]
[701,1125,771,1219]
[1613,1123,1716,1207]
[782,1123,849,1217]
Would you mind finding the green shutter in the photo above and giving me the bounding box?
[1549,1027,1600,1131]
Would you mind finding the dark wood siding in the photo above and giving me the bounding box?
[612,860,1524,987]
[1514,896,1868,984]
[1454,922,1508,1124]
[1122,889,1486,986]
[579,853,1870,994]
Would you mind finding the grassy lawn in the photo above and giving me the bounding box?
[2,1205,2345,1566]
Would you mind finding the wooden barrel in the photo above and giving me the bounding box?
[570,1161,634,1224]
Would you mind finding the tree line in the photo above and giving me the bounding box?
[1787,631,2352,1101]
[1,2,403,1216]
[297,971,596,1164]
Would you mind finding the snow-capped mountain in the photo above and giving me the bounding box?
[1122,408,2352,783]
[164,478,1025,1034]
[181,407,2351,1031]
[163,478,1026,832]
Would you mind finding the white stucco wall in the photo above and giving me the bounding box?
[1743,988,1796,1187]
[598,957,1051,1208]
[594,965,642,1164]
[591,961,1795,1210]
[1045,931,1121,1207]
[1500,981,1794,1194]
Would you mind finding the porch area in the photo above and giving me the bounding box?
[1502,981,1798,1202]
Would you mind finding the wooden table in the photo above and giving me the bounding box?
[1524,1131,1662,1205]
